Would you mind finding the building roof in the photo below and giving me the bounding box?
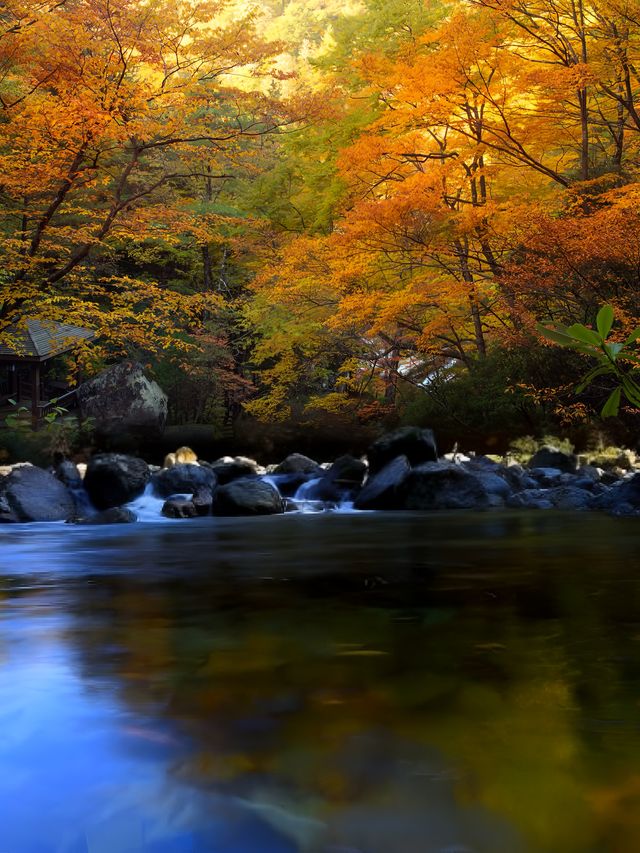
[0,319,96,361]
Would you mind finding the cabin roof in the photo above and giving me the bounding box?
[0,319,96,361]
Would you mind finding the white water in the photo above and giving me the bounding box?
[126,485,191,522]
[125,478,358,522]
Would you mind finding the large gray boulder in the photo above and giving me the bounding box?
[529,445,578,474]
[77,361,168,437]
[400,462,490,510]
[274,453,322,476]
[152,464,216,498]
[213,479,284,516]
[0,465,75,522]
[367,427,437,475]
[354,456,411,510]
[302,455,368,503]
[84,453,150,510]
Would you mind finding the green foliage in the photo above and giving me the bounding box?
[508,434,575,464]
[538,305,640,418]
[399,344,586,451]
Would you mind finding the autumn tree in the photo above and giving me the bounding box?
[0,0,298,369]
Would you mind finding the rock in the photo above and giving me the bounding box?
[77,361,168,438]
[192,486,214,516]
[213,478,284,516]
[529,445,578,474]
[274,453,322,475]
[152,463,216,498]
[84,453,150,510]
[367,426,437,475]
[325,455,368,488]
[506,489,554,510]
[76,507,137,524]
[209,459,259,485]
[308,455,368,503]
[162,498,198,518]
[465,467,512,499]
[528,467,565,488]
[593,472,640,515]
[546,485,593,510]
[0,465,75,522]
[354,456,412,510]
[54,459,83,489]
[502,463,538,492]
[400,462,490,510]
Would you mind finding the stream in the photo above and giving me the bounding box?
[1,510,640,852]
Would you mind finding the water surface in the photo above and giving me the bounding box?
[1,511,640,852]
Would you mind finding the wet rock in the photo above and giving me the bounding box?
[209,459,259,485]
[54,459,83,490]
[76,507,137,524]
[546,485,593,510]
[192,486,214,516]
[529,445,578,474]
[0,465,75,522]
[465,468,512,499]
[505,489,554,510]
[367,426,437,475]
[528,467,565,488]
[502,463,538,492]
[213,478,284,516]
[77,360,168,438]
[162,498,198,518]
[84,453,150,510]
[152,463,216,498]
[309,455,369,503]
[400,462,490,510]
[354,456,411,510]
[273,453,323,476]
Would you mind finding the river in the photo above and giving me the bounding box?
[1,510,640,852]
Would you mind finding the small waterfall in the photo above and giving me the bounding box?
[126,484,189,522]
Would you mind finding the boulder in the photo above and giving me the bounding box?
[592,473,640,515]
[213,478,284,516]
[400,462,490,510]
[306,455,368,503]
[0,465,75,522]
[502,464,538,492]
[546,485,593,511]
[162,498,198,519]
[54,459,83,490]
[192,486,214,516]
[354,456,411,510]
[208,459,259,485]
[528,467,565,488]
[506,489,554,510]
[273,453,323,476]
[324,455,367,489]
[84,453,150,510]
[465,468,512,499]
[77,361,168,438]
[152,463,216,498]
[367,427,437,475]
[76,507,137,524]
[529,445,578,474]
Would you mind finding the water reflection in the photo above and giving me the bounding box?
[2,512,640,851]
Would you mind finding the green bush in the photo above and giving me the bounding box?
[398,343,589,453]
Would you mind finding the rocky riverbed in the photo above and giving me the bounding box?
[1,426,640,523]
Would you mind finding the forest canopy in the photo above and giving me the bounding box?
[3,0,640,444]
